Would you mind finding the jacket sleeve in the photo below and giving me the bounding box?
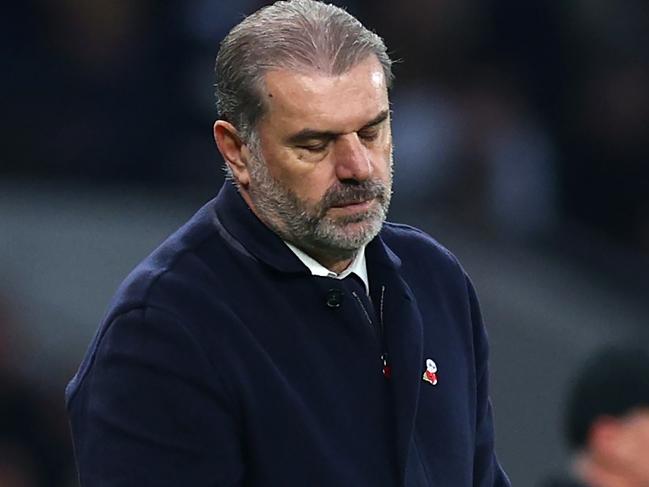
[66,306,244,486]
[466,277,511,487]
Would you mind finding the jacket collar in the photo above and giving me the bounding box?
[212,180,402,275]
[213,181,308,274]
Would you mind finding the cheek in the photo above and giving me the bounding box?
[374,132,392,170]
[622,415,649,449]
[277,162,336,202]
[264,149,316,186]
[372,145,392,178]
[636,420,649,444]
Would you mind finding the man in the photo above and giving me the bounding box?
[66,1,510,485]
[541,346,649,487]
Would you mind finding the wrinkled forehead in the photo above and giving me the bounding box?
[258,56,390,133]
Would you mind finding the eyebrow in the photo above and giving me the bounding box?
[286,109,389,145]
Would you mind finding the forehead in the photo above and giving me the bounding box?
[260,56,389,134]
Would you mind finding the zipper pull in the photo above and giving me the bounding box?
[381,353,391,379]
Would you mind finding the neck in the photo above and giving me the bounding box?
[305,248,354,274]
[286,238,356,273]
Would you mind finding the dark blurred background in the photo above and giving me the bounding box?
[1,1,648,485]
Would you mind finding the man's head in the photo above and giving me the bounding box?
[213,0,394,267]
[214,0,393,143]
[564,346,649,487]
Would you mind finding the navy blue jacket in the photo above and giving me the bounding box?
[66,182,510,486]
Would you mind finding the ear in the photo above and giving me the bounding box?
[213,120,252,188]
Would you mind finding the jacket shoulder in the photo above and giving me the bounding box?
[380,221,462,270]
[66,203,230,406]
[107,201,224,315]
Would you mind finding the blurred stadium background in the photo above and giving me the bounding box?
[2,1,648,485]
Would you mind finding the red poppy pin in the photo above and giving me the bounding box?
[422,358,438,385]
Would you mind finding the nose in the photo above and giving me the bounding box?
[333,133,372,182]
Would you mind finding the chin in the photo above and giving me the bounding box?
[322,219,383,250]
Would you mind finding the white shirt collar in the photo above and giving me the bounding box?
[284,242,370,295]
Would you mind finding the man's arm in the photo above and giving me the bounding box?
[67,306,244,486]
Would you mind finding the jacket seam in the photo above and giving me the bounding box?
[413,431,434,486]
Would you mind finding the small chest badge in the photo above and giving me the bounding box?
[422,359,438,385]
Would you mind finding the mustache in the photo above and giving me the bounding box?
[320,179,388,209]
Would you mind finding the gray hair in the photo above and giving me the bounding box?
[214,0,393,142]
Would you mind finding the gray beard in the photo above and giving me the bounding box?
[245,150,392,259]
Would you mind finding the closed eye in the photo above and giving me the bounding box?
[358,128,380,142]
[297,142,329,152]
